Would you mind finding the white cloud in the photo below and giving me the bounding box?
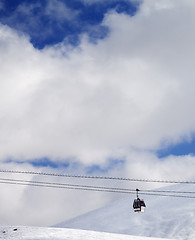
[0,0,195,226]
[1,0,195,162]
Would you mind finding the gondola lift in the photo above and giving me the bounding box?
[133,188,146,212]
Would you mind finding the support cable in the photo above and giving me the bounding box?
[0,169,194,184]
[0,177,194,199]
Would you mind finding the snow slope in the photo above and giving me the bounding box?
[56,184,195,240]
[0,226,175,240]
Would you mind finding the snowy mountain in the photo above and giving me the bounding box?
[0,226,175,240]
[56,184,195,240]
[0,184,193,239]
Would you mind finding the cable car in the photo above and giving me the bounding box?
[133,189,146,212]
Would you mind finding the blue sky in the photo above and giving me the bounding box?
[157,138,195,158]
[0,0,139,49]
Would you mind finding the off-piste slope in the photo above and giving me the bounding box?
[0,226,175,240]
[56,184,195,240]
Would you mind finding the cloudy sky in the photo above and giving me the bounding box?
[0,0,195,227]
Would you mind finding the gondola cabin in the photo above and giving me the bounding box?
[133,198,146,212]
[133,188,146,212]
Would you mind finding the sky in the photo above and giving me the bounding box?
[0,0,195,227]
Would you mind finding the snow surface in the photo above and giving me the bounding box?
[0,226,174,240]
[56,184,195,240]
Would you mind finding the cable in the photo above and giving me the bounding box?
[0,177,194,199]
[142,189,195,194]
[0,177,194,195]
[0,169,194,184]
[135,192,195,199]
[0,177,136,192]
[0,180,136,195]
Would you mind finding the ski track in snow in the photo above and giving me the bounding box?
[0,226,175,240]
